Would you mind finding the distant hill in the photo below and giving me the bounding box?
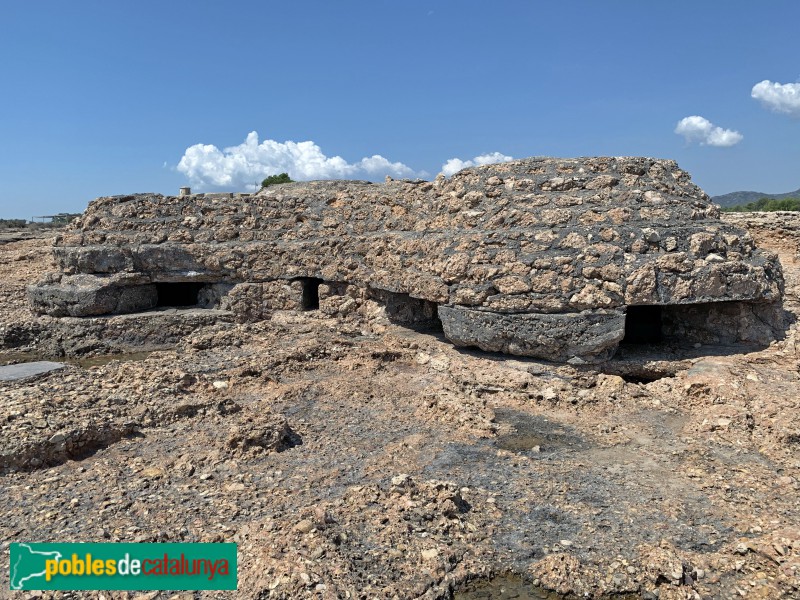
[712,188,800,208]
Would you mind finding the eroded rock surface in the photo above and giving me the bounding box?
[28,157,784,362]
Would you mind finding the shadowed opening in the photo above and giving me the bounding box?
[369,288,443,332]
[155,282,205,307]
[299,278,323,310]
[622,305,663,344]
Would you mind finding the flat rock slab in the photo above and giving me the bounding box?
[0,361,66,381]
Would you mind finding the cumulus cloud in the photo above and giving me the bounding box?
[751,79,800,117]
[441,152,514,176]
[674,116,743,147]
[177,131,418,190]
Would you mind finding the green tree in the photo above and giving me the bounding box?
[722,197,800,213]
[260,173,294,189]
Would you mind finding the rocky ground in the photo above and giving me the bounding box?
[0,214,799,599]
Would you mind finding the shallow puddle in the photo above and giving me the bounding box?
[0,350,153,368]
[493,409,586,453]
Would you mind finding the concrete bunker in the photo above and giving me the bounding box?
[28,156,787,364]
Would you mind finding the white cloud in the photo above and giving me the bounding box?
[177,131,418,190]
[751,79,800,117]
[674,115,743,147]
[441,151,514,176]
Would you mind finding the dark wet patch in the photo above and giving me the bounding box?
[493,409,587,453]
[426,443,492,472]
[455,574,562,599]
[455,574,641,599]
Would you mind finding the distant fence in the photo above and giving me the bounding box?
[30,213,82,225]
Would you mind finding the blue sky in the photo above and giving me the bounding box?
[1,1,798,218]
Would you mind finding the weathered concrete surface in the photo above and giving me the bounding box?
[28,273,156,317]
[439,306,625,363]
[0,361,65,381]
[28,157,785,362]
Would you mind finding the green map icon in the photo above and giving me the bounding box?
[9,542,237,591]
[10,543,63,590]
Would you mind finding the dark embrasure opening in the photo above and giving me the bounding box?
[155,282,205,307]
[622,305,663,344]
[299,278,323,310]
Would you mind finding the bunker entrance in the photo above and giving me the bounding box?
[661,300,782,346]
[369,288,443,332]
[298,278,323,310]
[621,300,782,349]
[155,282,206,307]
[622,305,663,344]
